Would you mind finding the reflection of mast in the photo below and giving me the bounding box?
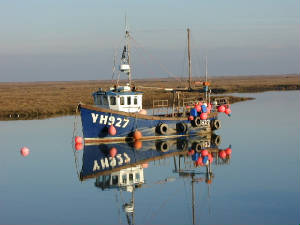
[173,155,214,225]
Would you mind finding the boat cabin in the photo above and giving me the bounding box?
[95,166,145,192]
[92,85,144,113]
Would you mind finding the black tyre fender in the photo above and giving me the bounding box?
[156,123,168,135]
[156,141,170,152]
[211,119,221,130]
[176,122,188,133]
[192,117,201,127]
[212,134,221,146]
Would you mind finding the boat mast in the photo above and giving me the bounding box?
[205,56,208,101]
[125,15,132,86]
[187,28,192,90]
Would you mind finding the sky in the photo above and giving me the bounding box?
[0,0,299,82]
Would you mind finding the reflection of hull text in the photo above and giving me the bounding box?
[93,153,131,171]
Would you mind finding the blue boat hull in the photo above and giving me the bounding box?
[79,104,219,143]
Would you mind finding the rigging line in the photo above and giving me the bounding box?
[129,36,181,81]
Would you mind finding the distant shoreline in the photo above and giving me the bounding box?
[0,74,298,121]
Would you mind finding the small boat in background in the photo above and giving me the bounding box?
[78,26,231,143]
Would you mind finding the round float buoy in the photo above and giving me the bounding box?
[225,108,232,115]
[188,115,194,121]
[195,104,201,112]
[75,136,83,144]
[138,109,147,115]
[201,149,209,157]
[188,149,195,156]
[109,147,117,157]
[218,105,226,113]
[196,157,203,166]
[219,150,226,159]
[20,147,30,157]
[75,143,83,151]
[225,147,232,155]
[134,140,143,150]
[108,125,117,136]
[190,108,198,117]
[200,113,208,120]
[133,130,142,140]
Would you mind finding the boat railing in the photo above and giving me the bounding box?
[152,99,169,115]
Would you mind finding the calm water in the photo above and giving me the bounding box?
[0,91,299,225]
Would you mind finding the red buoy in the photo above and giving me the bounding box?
[200,113,208,120]
[201,149,209,157]
[188,149,195,156]
[225,147,232,155]
[133,130,142,140]
[75,143,83,151]
[196,157,203,166]
[134,140,143,150]
[75,136,83,144]
[188,115,194,121]
[109,147,117,157]
[218,105,226,113]
[225,108,232,115]
[219,150,226,159]
[20,147,30,157]
[108,125,117,136]
[195,104,201,112]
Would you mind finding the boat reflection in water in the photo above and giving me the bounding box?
[76,133,232,225]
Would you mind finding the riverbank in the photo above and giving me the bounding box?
[0,74,298,120]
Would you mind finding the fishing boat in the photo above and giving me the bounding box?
[78,26,231,143]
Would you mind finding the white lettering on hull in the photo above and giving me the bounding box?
[92,153,132,171]
[90,113,130,128]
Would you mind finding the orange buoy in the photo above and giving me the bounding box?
[188,115,194,121]
[133,130,142,140]
[142,163,149,168]
[20,147,30,157]
[75,136,83,144]
[218,105,226,113]
[200,113,208,120]
[109,147,117,157]
[75,143,83,151]
[208,153,213,163]
[134,140,143,150]
[108,125,117,136]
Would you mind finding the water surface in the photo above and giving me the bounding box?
[0,91,299,225]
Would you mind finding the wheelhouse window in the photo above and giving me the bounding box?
[96,95,103,105]
[127,96,131,105]
[134,97,138,105]
[110,96,116,105]
[103,96,108,105]
[120,96,125,105]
